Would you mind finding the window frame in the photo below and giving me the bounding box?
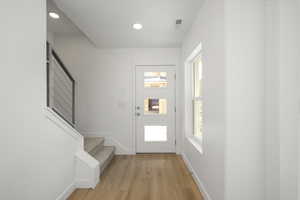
[184,43,203,154]
[192,54,203,141]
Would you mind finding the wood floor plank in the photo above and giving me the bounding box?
[67,189,90,200]
[68,154,203,200]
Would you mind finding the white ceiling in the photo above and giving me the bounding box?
[47,0,82,35]
[53,0,203,48]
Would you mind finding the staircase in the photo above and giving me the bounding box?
[84,137,115,175]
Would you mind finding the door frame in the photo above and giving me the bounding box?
[132,65,177,154]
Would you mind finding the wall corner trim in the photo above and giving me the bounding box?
[182,153,212,200]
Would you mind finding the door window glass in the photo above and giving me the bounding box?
[144,126,167,142]
[144,72,167,88]
[144,98,167,115]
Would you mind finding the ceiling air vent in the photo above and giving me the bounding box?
[176,19,182,25]
[175,19,183,29]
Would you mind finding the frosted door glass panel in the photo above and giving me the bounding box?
[144,72,167,88]
[144,126,167,142]
[144,98,167,115]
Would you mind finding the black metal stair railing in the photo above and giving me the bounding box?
[46,42,75,127]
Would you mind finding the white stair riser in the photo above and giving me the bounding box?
[100,148,115,174]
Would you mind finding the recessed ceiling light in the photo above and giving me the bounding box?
[133,23,143,30]
[49,12,60,19]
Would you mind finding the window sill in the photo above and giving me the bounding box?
[187,136,203,155]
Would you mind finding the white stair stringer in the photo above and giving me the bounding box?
[75,150,100,189]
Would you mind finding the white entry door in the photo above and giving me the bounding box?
[135,66,176,153]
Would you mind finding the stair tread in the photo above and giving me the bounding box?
[84,137,104,153]
[93,146,115,166]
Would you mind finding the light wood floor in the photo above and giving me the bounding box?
[68,154,203,200]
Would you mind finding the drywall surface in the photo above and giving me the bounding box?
[278,0,299,199]
[265,0,280,199]
[53,35,181,154]
[181,0,226,199]
[265,0,300,199]
[0,1,81,199]
[225,0,265,200]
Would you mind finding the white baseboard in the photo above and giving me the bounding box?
[182,153,212,200]
[55,182,76,200]
[75,178,98,189]
[106,137,134,155]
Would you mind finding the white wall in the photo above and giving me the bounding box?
[225,0,265,200]
[0,1,82,199]
[278,1,299,199]
[298,3,300,200]
[182,0,266,199]
[53,35,182,154]
[47,32,55,45]
[279,0,299,199]
[265,0,280,199]
[265,0,300,199]
[181,0,226,199]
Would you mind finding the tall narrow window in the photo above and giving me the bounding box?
[192,55,203,138]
